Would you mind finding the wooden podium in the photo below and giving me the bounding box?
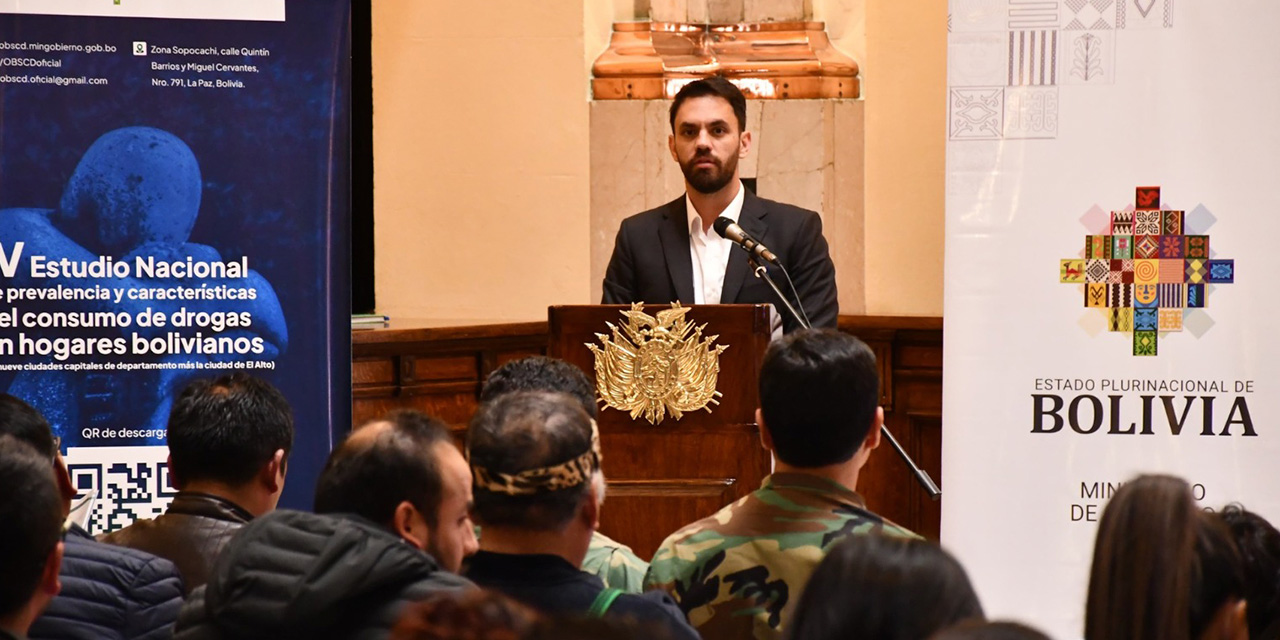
[549,304,773,558]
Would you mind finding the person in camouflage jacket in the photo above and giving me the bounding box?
[644,329,918,640]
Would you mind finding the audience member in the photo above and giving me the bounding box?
[645,329,915,640]
[1085,474,1246,640]
[480,355,648,592]
[102,373,293,594]
[526,617,677,640]
[0,395,184,640]
[390,590,539,640]
[786,534,983,640]
[1217,503,1280,640]
[930,620,1052,640]
[464,391,698,640]
[0,436,65,640]
[173,410,476,639]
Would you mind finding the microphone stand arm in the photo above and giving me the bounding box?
[745,252,942,501]
[878,423,942,500]
[747,254,809,333]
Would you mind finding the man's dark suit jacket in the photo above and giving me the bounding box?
[601,190,838,333]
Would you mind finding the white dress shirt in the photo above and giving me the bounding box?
[685,182,745,305]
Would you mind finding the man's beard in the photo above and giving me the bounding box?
[681,152,738,195]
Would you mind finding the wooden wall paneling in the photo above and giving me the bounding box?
[350,315,942,547]
[350,319,548,435]
[908,412,943,538]
[838,317,944,539]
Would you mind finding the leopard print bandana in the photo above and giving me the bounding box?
[469,420,601,495]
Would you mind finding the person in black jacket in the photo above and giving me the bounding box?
[464,392,700,640]
[601,76,838,334]
[102,373,294,594]
[174,410,477,639]
[0,395,184,640]
[0,436,65,640]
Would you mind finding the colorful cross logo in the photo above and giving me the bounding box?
[1059,186,1236,356]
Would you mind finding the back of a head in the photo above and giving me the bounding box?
[0,394,56,458]
[759,329,879,468]
[930,620,1052,640]
[480,356,598,419]
[467,391,597,533]
[315,410,453,528]
[1085,474,1245,640]
[166,373,294,487]
[390,590,539,640]
[0,435,64,621]
[528,616,676,640]
[787,534,984,640]
[1217,503,1280,639]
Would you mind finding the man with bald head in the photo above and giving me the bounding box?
[313,410,479,573]
[173,410,475,639]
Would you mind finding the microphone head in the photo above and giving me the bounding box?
[712,216,734,239]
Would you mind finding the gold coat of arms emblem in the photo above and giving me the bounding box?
[587,303,728,425]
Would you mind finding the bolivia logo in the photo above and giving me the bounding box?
[1059,186,1236,356]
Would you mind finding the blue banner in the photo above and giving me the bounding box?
[0,1,350,530]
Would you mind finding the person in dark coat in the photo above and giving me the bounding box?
[0,436,65,640]
[174,410,478,639]
[601,76,838,335]
[102,374,294,594]
[464,392,699,640]
[0,395,183,640]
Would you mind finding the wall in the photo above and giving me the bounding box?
[373,0,946,320]
[861,1,947,316]
[372,1,591,321]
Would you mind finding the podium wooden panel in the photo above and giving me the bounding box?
[549,304,773,558]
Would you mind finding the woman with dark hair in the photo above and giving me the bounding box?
[1084,474,1247,640]
[785,534,984,640]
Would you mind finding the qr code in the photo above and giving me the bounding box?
[64,446,176,535]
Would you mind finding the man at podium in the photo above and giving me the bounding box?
[600,77,838,333]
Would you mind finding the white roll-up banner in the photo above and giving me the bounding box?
[944,1,1280,637]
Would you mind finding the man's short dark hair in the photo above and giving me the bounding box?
[467,392,595,532]
[314,410,453,528]
[0,394,56,458]
[0,435,63,618]
[759,329,879,468]
[480,356,598,419]
[669,76,747,133]
[166,373,294,487]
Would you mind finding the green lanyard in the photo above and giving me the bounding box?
[587,588,624,618]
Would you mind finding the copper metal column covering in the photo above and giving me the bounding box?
[592,21,859,100]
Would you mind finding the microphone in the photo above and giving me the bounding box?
[713,217,778,264]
